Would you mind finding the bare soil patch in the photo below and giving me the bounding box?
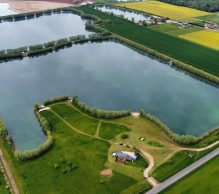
[8,1,72,13]
[100,169,113,176]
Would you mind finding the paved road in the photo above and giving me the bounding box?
[0,149,19,194]
[146,147,219,194]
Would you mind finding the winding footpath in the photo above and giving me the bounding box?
[145,147,219,194]
[0,149,19,194]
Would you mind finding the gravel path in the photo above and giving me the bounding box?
[0,149,19,194]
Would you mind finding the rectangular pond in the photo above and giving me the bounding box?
[0,12,91,50]
[0,41,219,150]
[95,5,152,23]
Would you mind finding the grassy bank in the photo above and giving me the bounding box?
[161,155,219,194]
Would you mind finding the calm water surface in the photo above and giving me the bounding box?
[0,13,91,50]
[96,6,150,22]
[0,42,219,150]
[0,3,17,16]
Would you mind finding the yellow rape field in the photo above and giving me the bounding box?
[116,1,210,20]
[179,30,219,51]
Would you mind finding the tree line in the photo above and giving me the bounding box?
[159,0,219,12]
[72,96,131,119]
[140,109,219,145]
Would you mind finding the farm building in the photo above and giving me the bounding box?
[113,151,138,163]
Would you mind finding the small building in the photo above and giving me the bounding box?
[113,151,138,163]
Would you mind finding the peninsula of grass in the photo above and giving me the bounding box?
[161,156,219,194]
[0,102,154,194]
[78,6,219,77]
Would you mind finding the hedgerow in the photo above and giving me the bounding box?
[140,109,219,145]
[72,96,131,119]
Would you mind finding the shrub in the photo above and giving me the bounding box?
[72,96,131,119]
[140,109,219,145]
[43,96,69,106]
[121,133,129,139]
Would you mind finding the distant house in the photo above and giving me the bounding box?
[113,151,138,163]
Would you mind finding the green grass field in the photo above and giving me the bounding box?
[161,156,219,194]
[78,6,219,76]
[152,151,198,182]
[149,23,201,36]
[197,12,219,24]
[99,122,129,140]
[50,103,99,135]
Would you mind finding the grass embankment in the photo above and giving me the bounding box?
[161,156,219,194]
[78,6,219,77]
[0,102,152,193]
[116,1,210,20]
[152,144,219,182]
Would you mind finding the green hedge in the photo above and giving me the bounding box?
[0,118,14,149]
[140,109,219,145]
[72,96,131,119]
[43,96,69,106]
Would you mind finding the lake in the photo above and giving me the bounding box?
[0,42,219,150]
[0,13,91,50]
[0,3,17,16]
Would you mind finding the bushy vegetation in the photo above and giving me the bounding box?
[159,0,219,12]
[14,112,53,161]
[72,96,131,119]
[0,118,14,150]
[43,96,69,106]
[140,109,219,145]
[0,168,10,194]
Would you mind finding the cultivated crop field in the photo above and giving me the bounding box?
[180,30,219,51]
[116,1,210,20]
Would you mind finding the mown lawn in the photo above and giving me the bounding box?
[161,156,219,194]
[99,122,129,140]
[50,103,99,135]
[78,6,219,77]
